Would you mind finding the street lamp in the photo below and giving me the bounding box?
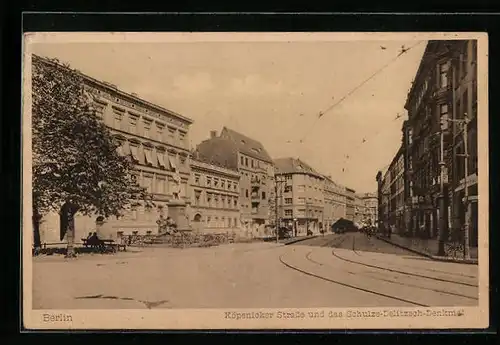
[445,113,471,259]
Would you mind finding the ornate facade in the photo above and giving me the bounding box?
[189,157,240,233]
[360,193,378,227]
[195,128,275,237]
[404,40,478,245]
[345,187,356,222]
[35,55,194,244]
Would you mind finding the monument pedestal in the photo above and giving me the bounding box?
[168,200,191,231]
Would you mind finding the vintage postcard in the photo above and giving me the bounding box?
[22,32,489,330]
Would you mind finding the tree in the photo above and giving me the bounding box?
[32,55,152,257]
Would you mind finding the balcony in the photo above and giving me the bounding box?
[251,193,261,202]
[251,176,262,187]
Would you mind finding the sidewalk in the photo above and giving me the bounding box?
[376,233,478,265]
[281,235,317,245]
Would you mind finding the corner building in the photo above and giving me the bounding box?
[274,158,325,235]
[404,40,478,245]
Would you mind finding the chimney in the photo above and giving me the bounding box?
[210,130,217,139]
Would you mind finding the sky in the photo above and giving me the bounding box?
[30,36,427,194]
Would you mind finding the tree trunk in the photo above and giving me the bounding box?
[33,210,42,249]
[62,202,78,258]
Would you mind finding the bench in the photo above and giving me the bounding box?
[81,238,127,252]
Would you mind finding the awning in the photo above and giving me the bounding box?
[168,156,177,171]
[144,149,154,165]
[157,153,166,168]
[130,145,139,162]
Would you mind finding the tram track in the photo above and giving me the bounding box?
[278,252,429,307]
[331,248,478,288]
[304,250,477,301]
[279,233,478,306]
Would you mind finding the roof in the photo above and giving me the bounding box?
[274,157,324,178]
[220,127,273,163]
[32,54,194,125]
[195,137,240,171]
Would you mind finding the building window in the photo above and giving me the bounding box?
[194,174,200,184]
[179,131,186,146]
[179,155,186,168]
[206,177,212,187]
[439,62,449,88]
[262,191,266,200]
[234,199,238,207]
[221,180,225,189]
[284,186,292,193]
[227,182,231,190]
[93,102,105,120]
[156,124,164,141]
[129,115,139,134]
[144,147,154,166]
[246,189,249,198]
[440,103,448,116]
[285,210,293,217]
[143,175,153,193]
[143,120,152,138]
[168,128,175,143]
[245,157,249,167]
[113,110,123,129]
[240,156,244,165]
[156,176,166,194]
[129,144,140,163]
[157,150,167,169]
[214,178,219,187]
[285,198,292,204]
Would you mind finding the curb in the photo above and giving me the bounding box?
[375,235,478,265]
[283,235,318,245]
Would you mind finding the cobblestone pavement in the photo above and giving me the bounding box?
[32,237,479,310]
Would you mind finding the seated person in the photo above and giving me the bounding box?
[84,232,93,246]
[87,232,103,248]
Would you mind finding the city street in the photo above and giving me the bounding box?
[32,233,479,310]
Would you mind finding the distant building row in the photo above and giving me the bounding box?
[376,40,478,248]
[34,54,376,244]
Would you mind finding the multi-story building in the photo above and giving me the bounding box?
[376,169,391,231]
[34,55,194,243]
[404,40,478,246]
[189,155,240,233]
[345,187,356,222]
[353,194,366,225]
[389,145,406,235]
[196,128,275,237]
[449,40,478,247]
[322,175,347,230]
[360,192,378,226]
[274,158,325,235]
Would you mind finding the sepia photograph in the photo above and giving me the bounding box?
[22,32,489,330]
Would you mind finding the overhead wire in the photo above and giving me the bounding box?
[295,40,426,145]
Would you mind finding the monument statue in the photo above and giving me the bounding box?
[171,167,182,200]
